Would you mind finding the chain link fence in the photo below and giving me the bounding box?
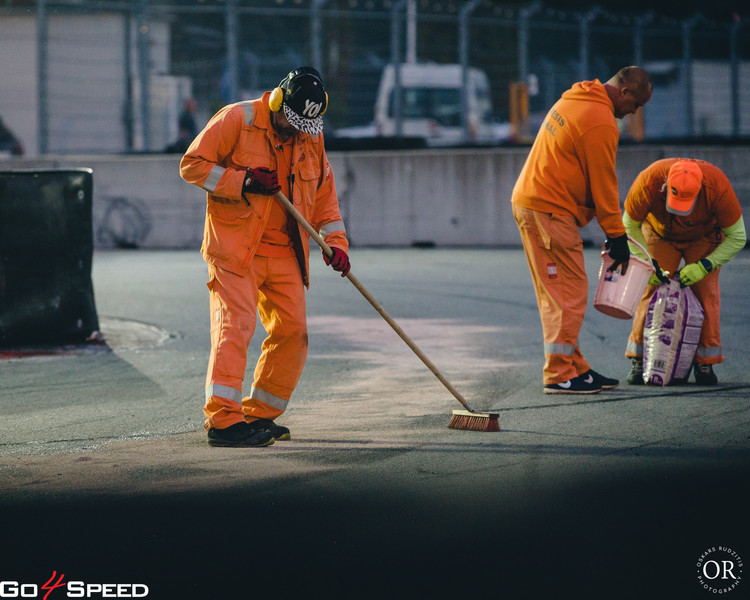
[0,0,748,155]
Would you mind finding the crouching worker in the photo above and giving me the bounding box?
[623,158,745,385]
[180,66,351,446]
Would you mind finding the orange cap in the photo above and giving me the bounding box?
[666,160,703,215]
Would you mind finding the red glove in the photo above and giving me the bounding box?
[243,167,281,196]
[323,247,350,277]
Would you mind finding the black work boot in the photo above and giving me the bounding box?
[246,418,291,441]
[627,358,644,385]
[207,422,275,447]
[693,362,718,386]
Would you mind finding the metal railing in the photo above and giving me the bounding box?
[0,0,747,155]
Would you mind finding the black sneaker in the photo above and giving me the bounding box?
[626,358,644,385]
[246,418,291,441]
[207,422,275,447]
[694,362,718,386]
[584,369,619,389]
[544,373,602,394]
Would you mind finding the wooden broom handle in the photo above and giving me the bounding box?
[274,191,476,413]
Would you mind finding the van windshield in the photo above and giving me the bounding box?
[388,87,461,127]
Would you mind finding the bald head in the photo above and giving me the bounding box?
[608,66,652,98]
[605,66,652,119]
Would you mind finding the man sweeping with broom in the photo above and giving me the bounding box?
[180,66,351,447]
[181,66,498,438]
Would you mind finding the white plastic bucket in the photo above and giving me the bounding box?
[593,237,655,319]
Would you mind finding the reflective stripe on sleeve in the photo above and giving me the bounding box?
[320,220,346,238]
[203,165,225,194]
[206,383,242,404]
[544,342,576,356]
[696,346,722,358]
[250,385,289,412]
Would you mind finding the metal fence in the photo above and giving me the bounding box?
[1,0,749,155]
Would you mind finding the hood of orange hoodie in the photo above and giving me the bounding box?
[560,79,614,113]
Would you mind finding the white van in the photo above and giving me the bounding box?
[374,62,506,146]
[333,62,511,147]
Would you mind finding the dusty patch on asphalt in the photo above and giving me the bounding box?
[0,316,171,360]
[98,316,173,349]
[307,315,520,415]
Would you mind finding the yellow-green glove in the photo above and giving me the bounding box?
[648,258,670,286]
[678,259,712,286]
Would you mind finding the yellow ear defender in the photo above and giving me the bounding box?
[269,87,284,112]
[321,91,328,115]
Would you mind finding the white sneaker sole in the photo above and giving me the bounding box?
[543,387,602,394]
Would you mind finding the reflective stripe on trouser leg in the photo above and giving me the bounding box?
[204,263,260,430]
[626,339,643,358]
[695,345,722,364]
[544,341,588,384]
[206,384,242,404]
[544,343,576,355]
[244,385,289,421]
[513,204,590,385]
[243,255,308,422]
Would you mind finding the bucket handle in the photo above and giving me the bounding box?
[602,236,654,272]
[626,236,672,282]
[626,236,653,264]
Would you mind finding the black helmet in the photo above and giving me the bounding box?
[272,66,328,135]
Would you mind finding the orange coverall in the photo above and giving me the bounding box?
[624,158,743,365]
[180,92,348,429]
[512,79,626,385]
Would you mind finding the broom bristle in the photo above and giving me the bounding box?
[447,409,500,432]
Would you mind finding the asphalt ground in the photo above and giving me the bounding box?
[1,247,748,599]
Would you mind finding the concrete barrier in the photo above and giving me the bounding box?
[0,169,99,347]
[0,154,203,250]
[3,144,748,249]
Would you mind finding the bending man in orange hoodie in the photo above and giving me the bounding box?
[623,158,745,386]
[512,66,652,394]
[180,67,350,447]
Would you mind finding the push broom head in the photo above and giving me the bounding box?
[447,409,500,432]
